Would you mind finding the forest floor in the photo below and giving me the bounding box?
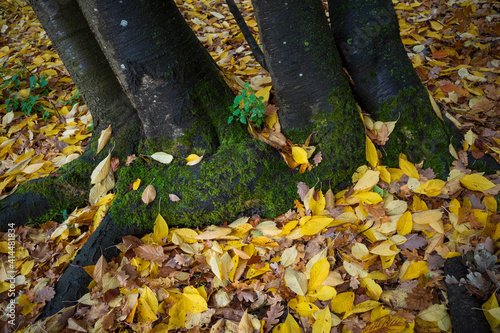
[0,0,499,332]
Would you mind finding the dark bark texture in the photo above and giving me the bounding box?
[444,256,491,333]
[329,0,455,176]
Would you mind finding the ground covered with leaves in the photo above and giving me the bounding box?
[0,0,499,332]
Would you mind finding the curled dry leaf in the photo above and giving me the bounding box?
[142,185,156,205]
[110,157,120,172]
[125,154,137,166]
[96,125,112,155]
[186,154,203,166]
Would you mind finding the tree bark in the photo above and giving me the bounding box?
[77,0,234,155]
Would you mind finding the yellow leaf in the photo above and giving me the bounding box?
[354,192,383,204]
[285,267,307,296]
[19,295,36,316]
[309,190,325,215]
[345,300,380,318]
[331,292,355,314]
[312,307,332,333]
[168,301,187,329]
[308,258,330,292]
[142,185,156,205]
[265,112,277,129]
[430,21,443,30]
[401,261,429,280]
[354,170,380,191]
[183,293,208,314]
[255,86,272,103]
[153,213,168,244]
[281,245,298,267]
[252,236,279,247]
[418,304,448,322]
[292,146,309,164]
[133,178,141,190]
[362,314,408,333]
[360,277,382,300]
[460,174,495,193]
[21,260,34,276]
[366,136,378,167]
[413,210,442,225]
[296,301,319,317]
[428,90,443,120]
[90,153,111,184]
[186,154,203,166]
[308,285,337,301]
[396,211,412,236]
[482,293,500,328]
[281,314,301,333]
[399,153,419,179]
[414,179,446,197]
[370,242,399,256]
[96,125,112,155]
[300,216,333,236]
[194,227,232,240]
[137,286,158,322]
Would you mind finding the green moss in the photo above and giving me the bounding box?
[375,86,454,178]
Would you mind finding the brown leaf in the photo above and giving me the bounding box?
[134,243,169,263]
[313,151,323,166]
[110,157,120,172]
[297,182,309,201]
[34,286,55,303]
[169,193,180,202]
[125,154,136,166]
[142,185,156,204]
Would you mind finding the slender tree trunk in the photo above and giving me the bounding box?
[329,0,455,174]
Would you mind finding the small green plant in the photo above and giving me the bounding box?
[1,66,50,119]
[227,82,265,128]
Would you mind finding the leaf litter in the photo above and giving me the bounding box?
[1,0,500,332]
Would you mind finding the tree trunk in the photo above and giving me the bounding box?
[0,0,141,227]
[329,0,455,175]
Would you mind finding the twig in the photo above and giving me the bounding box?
[225,0,268,71]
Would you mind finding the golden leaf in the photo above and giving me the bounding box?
[291,146,308,164]
[366,136,378,167]
[399,153,419,179]
[460,174,495,193]
[330,292,355,314]
[312,306,332,333]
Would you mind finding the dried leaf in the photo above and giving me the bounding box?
[142,185,156,205]
[151,152,174,164]
[90,153,111,184]
[96,125,112,155]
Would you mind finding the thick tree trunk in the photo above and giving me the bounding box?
[329,0,455,175]
[0,0,142,228]
[252,0,365,189]
[77,0,235,155]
